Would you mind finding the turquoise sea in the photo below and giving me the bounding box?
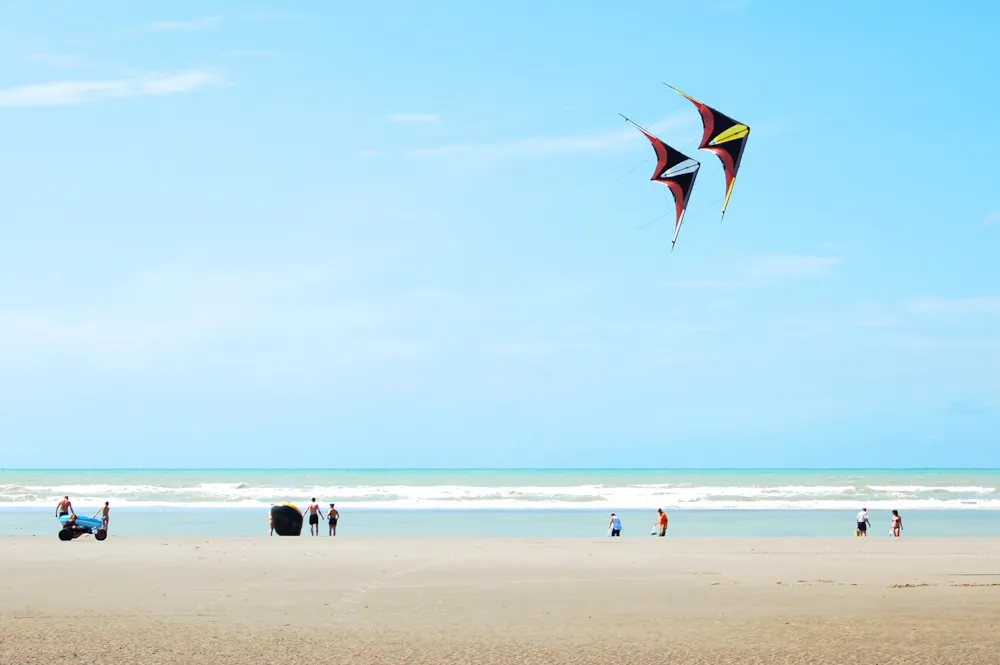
[1,469,998,538]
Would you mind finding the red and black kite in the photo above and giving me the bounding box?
[621,114,701,250]
[665,84,749,219]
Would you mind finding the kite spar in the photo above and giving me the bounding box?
[620,114,701,251]
[664,84,749,220]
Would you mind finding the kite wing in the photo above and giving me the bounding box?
[665,84,749,218]
[622,115,700,249]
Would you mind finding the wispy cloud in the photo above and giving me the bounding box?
[407,112,693,159]
[0,69,223,108]
[0,271,374,367]
[745,255,841,279]
[25,52,90,69]
[983,211,1000,227]
[388,113,440,125]
[150,16,222,31]
[906,297,1000,316]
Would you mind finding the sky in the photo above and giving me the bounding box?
[0,1,998,469]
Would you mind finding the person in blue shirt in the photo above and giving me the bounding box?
[608,513,622,537]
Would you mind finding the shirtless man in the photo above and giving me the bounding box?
[306,498,322,536]
[327,503,340,536]
[55,496,74,518]
[96,501,110,530]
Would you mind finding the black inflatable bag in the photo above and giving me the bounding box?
[270,504,303,536]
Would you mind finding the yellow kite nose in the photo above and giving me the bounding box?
[710,124,749,146]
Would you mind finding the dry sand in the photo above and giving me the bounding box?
[2,536,999,664]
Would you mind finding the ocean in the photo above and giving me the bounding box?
[2,469,998,538]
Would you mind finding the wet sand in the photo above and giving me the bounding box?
[2,537,999,664]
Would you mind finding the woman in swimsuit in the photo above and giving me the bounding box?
[891,510,903,538]
[327,503,339,536]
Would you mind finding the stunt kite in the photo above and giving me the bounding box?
[665,84,749,220]
[620,114,700,251]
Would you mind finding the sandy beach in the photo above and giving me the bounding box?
[2,537,999,664]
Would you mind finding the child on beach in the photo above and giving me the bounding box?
[95,502,110,530]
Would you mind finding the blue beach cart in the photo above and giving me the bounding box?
[57,514,108,541]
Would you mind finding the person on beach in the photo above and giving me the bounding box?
[608,513,622,537]
[55,496,74,518]
[891,510,903,538]
[268,513,274,536]
[327,503,340,536]
[655,509,668,537]
[306,498,322,536]
[95,502,110,530]
[856,507,871,537]
[64,513,81,533]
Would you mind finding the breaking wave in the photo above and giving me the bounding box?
[1,479,997,510]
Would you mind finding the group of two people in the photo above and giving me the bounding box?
[55,496,111,531]
[304,499,339,536]
[608,508,669,537]
[856,507,904,537]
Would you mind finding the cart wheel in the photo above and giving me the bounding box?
[95,529,107,541]
[58,529,73,541]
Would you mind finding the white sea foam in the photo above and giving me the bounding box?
[1,481,997,510]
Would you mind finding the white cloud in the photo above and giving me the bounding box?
[906,297,1000,316]
[407,112,694,159]
[388,113,440,125]
[151,16,222,31]
[0,69,223,108]
[0,260,477,374]
[745,255,841,279]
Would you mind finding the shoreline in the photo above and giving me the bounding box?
[4,507,1000,538]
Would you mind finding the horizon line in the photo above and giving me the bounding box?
[3,467,997,472]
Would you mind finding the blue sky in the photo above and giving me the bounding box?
[1,1,998,469]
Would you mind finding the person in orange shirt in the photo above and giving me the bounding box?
[655,509,668,537]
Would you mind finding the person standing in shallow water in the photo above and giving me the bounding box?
[608,513,622,537]
[891,510,903,537]
[655,509,668,537]
[96,501,110,530]
[327,503,340,536]
[306,498,322,536]
[856,507,871,537]
[55,496,74,518]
